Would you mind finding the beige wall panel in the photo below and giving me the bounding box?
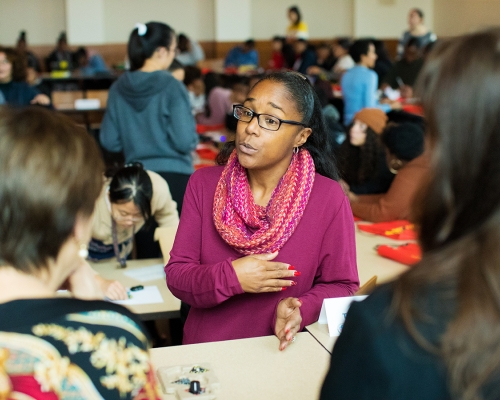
[102,0,215,43]
[250,0,353,40]
[354,0,434,38]
[434,0,500,36]
[0,0,66,46]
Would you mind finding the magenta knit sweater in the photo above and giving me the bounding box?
[165,166,359,344]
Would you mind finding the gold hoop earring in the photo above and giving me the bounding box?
[389,158,403,174]
[78,243,89,259]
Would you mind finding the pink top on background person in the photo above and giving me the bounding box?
[196,87,232,126]
[165,165,359,344]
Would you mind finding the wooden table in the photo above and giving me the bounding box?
[150,332,331,400]
[89,258,180,321]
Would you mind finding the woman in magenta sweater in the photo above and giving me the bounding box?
[165,71,359,349]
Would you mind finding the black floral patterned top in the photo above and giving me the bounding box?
[0,298,160,399]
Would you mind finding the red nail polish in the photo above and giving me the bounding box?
[298,299,303,306]
[285,328,290,334]
[291,281,297,286]
[281,287,287,291]
[287,265,295,270]
[294,271,301,276]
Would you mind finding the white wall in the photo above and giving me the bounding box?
[251,0,353,40]
[434,0,500,36]
[215,0,251,41]
[101,0,215,43]
[353,0,434,38]
[3,0,499,47]
[66,0,104,44]
[0,0,66,46]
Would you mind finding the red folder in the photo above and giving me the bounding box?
[196,124,226,134]
[377,243,422,266]
[357,220,417,240]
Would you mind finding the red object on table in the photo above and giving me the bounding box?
[376,243,422,266]
[402,104,424,116]
[196,124,226,134]
[357,220,417,240]
[196,148,218,160]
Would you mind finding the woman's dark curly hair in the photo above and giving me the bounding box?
[339,124,382,184]
[0,47,27,82]
[216,71,339,181]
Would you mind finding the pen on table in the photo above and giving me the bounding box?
[125,285,144,299]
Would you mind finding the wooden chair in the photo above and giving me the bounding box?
[355,275,378,295]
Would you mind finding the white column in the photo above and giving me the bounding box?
[214,0,252,41]
[65,0,105,44]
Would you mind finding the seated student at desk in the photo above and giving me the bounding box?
[166,71,359,349]
[348,122,427,222]
[89,163,178,265]
[176,33,205,67]
[341,39,400,125]
[322,28,500,400]
[382,38,425,99]
[224,39,259,70]
[0,107,159,399]
[0,47,50,106]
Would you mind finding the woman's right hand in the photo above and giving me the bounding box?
[231,251,299,293]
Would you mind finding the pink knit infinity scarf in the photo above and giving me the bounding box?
[213,148,315,255]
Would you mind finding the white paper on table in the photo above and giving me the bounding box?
[318,296,368,337]
[384,86,401,101]
[123,264,165,282]
[112,285,164,305]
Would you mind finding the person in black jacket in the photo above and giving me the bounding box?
[292,39,317,75]
[321,28,500,400]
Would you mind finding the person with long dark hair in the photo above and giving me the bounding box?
[339,108,393,195]
[348,121,427,222]
[100,22,198,215]
[321,28,500,399]
[165,71,359,348]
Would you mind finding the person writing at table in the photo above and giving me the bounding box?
[0,107,159,399]
[89,162,179,268]
[165,71,359,349]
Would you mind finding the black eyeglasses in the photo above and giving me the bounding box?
[233,105,307,132]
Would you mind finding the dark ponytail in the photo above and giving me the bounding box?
[109,163,153,220]
[216,71,339,181]
[128,22,175,71]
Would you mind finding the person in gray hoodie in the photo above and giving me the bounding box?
[100,21,198,214]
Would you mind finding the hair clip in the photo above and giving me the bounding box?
[135,23,147,36]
